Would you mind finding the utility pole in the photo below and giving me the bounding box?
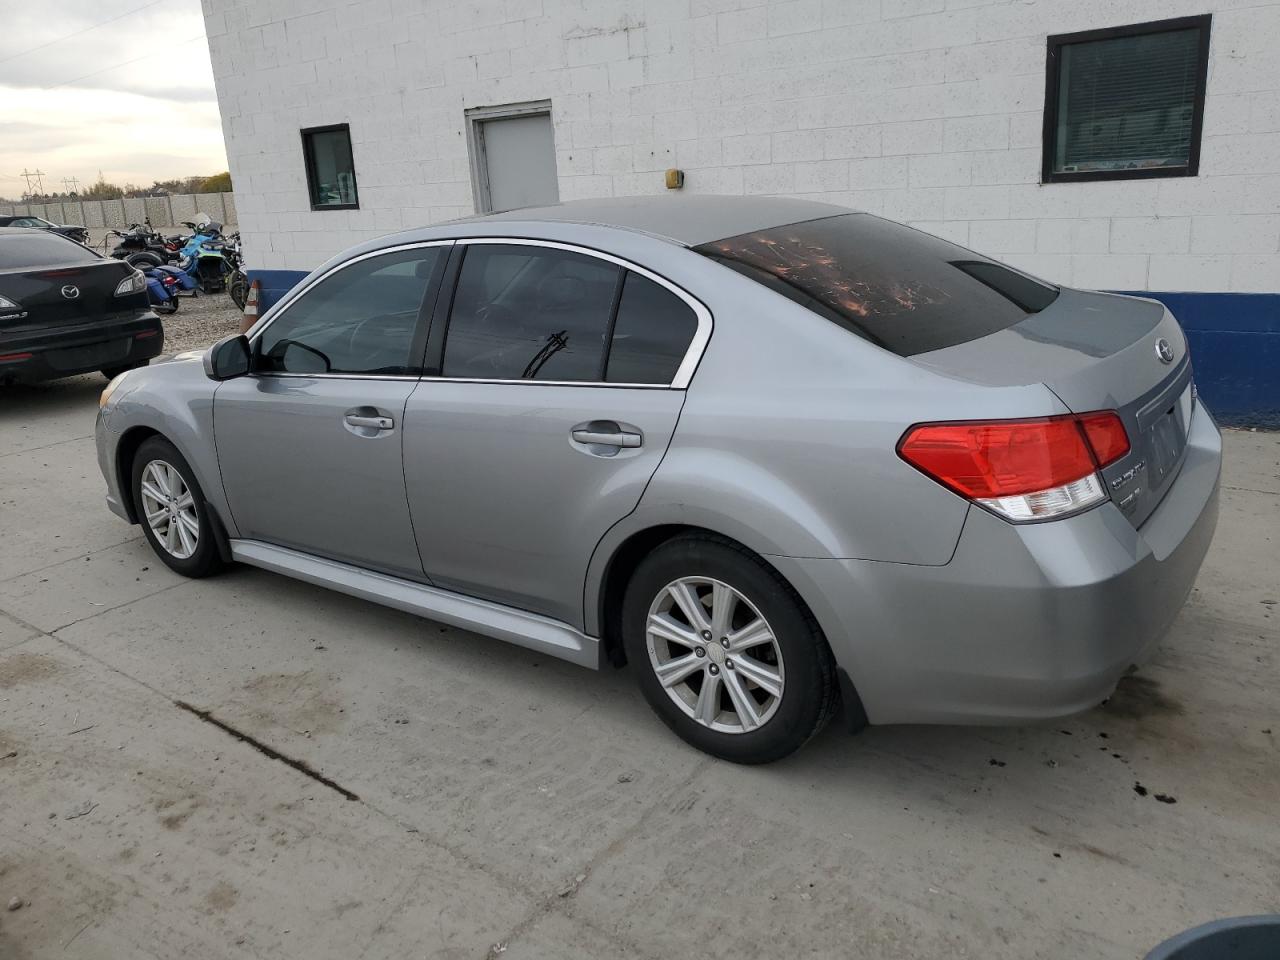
[20,168,46,197]
[61,176,80,195]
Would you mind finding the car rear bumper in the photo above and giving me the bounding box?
[772,401,1222,726]
[0,311,163,384]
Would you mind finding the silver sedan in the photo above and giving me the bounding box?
[96,196,1220,763]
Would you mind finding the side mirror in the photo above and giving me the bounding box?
[204,334,251,381]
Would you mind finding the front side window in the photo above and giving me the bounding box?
[256,247,445,375]
[442,244,621,382]
[1044,16,1210,183]
[302,124,359,210]
[695,213,1059,357]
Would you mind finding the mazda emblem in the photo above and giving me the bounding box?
[61,285,80,300]
[1155,338,1174,364]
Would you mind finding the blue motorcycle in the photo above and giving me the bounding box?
[143,263,197,314]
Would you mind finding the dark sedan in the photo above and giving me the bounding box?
[0,215,90,246]
[0,228,163,385]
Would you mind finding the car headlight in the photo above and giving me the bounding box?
[114,268,146,296]
[99,370,132,409]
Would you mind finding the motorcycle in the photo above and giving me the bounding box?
[223,232,249,309]
[143,262,198,314]
[107,222,177,269]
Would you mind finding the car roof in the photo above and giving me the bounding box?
[461,195,851,247]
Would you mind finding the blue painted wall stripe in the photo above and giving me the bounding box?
[249,269,1278,424]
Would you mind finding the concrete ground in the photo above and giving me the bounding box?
[0,376,1276,960]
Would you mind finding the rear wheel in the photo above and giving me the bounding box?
[622,534,837,763]
[130,436,224,578]
[126,251,164,269]
[155,296,180,315]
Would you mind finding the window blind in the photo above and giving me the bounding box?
[1054,27,1201,173]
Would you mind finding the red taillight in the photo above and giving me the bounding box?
[0,352,33,363]
[898,411,1130,522]
[1077,411,1130,467]
[135,330,159,340]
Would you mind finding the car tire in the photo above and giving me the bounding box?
[130,436,224,578]
[101,360,148,380]
[621,533,838,763]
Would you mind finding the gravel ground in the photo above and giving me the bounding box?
[160,289,243,354]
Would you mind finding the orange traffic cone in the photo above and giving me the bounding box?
[238,278,261,334]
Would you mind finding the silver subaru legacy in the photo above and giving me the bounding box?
[95,197,1221,763]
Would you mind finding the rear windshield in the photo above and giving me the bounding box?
[694,213,1059,356]
[0,232,99,270]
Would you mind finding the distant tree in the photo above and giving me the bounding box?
[199,171,233,193]
[81,174,124,200]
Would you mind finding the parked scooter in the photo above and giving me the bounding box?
[223,232,249,309]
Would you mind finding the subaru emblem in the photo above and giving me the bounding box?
[1155,338,1174,364]
[61,285,80,300]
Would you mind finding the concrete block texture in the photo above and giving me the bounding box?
[200,0,1280,293]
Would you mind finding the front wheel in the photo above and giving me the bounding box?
[130,436,224,578]
[154,296,179,314]
[621,534,838,763]
[126,252,164,269]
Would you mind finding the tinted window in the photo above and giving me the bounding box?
[694,214,1059,357]
[257,247,444,375]
[606,273,698,384]
[302,124,359,209]
[1047,18,1209,180]
[443,244,620,381]
[0,233,99,269]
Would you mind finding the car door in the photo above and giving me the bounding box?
[214,242,450,578]
[402,239,709,627]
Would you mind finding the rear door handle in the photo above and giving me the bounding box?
[345,414,394,430]
[571,428,642,448]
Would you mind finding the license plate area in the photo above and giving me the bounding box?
[1143,382,1193,491]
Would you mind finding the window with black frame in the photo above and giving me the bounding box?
[302,124,359,209]
[1042,15,1211,183]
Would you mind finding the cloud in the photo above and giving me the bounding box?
[0,0,227,190]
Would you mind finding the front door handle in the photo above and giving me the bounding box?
[345,414,394,430]
[571,428,641,448]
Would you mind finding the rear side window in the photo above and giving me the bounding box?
[606,273,698,384]
[443,244,621,381]
[694,213,1059,356]
[0,233,99,270]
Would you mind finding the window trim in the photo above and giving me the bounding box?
[1041,14,1211,185]
[425,237,712,390]
[247,240,455,380]
[301,123,360,211]
[249,237,713,388]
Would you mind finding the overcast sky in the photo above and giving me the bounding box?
[0,0,227,196]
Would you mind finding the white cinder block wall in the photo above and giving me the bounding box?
[202,0,1280,293]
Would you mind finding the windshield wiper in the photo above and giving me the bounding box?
[521,330,569,380]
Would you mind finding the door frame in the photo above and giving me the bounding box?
[464,100,556,214]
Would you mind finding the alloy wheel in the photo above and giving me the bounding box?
[645,577,785,734]
[139,459,200,560]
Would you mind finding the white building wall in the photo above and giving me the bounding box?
[203,0,1280,292]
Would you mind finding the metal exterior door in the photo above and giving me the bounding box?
[474,111,559,213]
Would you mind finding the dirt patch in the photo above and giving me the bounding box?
[239,671,344,736]
[0,652,60,689]
[1103,674,1184,719]
[204,880,239,913]
[155,795,202,831]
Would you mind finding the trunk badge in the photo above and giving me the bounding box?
[60,285,80,300]
[1155,338,1174,364]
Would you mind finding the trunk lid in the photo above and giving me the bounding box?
[0,259,140,330]
[912,287,1194,528]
